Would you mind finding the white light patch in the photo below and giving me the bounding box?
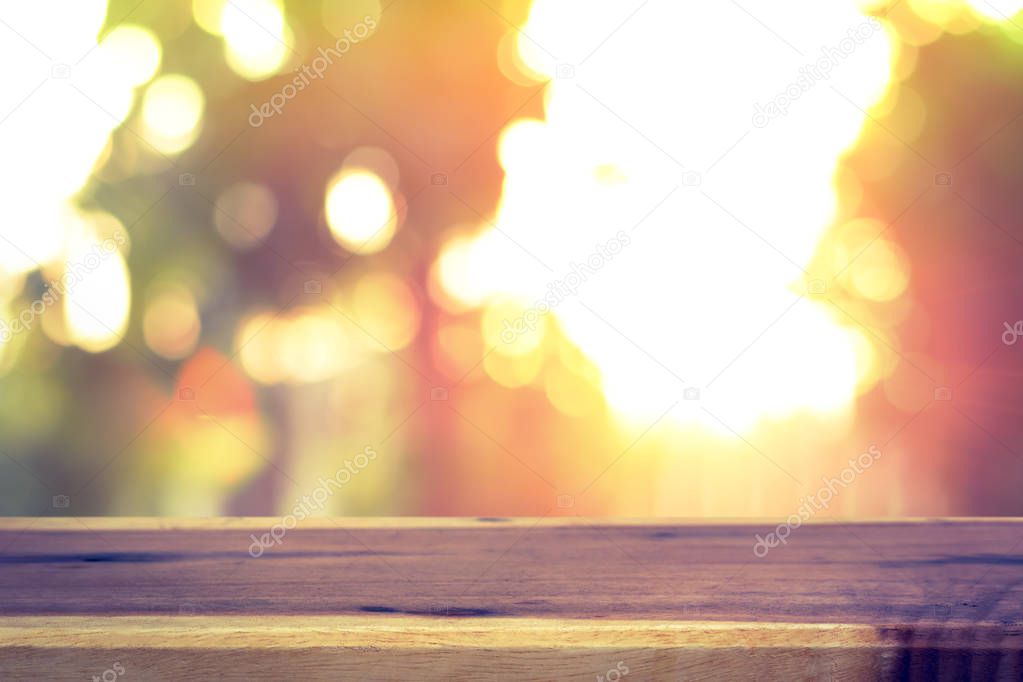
[439,1,898,432]
[0,2,146,275]
[964,0,1023,20]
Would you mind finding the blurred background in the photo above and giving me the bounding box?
[1,0,1023,517]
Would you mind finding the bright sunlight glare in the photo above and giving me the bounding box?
[438,1,900,433]
[0,1,143,275]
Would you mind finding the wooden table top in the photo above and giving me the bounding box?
[1,518,1021,680]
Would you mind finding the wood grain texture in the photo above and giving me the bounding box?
[0,518,1021,680]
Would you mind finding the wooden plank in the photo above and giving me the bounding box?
[0,519,1021,680]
